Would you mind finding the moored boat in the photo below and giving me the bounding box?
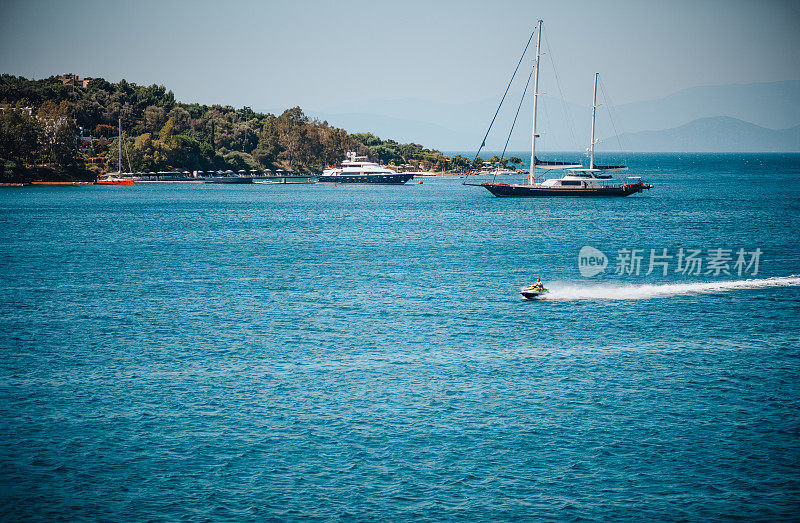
[484,177,650,197]
[30,181,95,186]
[96,178,134,185]
[318,152,414,184]
[468,21,652,198]
[97,118,135,185]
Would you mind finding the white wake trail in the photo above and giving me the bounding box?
[538,275,800,301]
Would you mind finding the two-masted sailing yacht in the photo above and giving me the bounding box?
[475,20,651,197]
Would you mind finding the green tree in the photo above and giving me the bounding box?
[252,116,280,168]
[37,100,79,171]
[351,132,381,147]
[223,151,259,171]
[448,155,470,172]
[0,107,42,168]
[0,74,451,177]
[143,105,166,134]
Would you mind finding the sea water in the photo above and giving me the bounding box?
[1,153,798,520]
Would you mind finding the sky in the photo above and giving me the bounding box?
[1,0,798,115]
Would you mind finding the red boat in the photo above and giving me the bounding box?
[96,178,134,185]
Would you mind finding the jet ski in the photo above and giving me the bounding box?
[521,284,549,300]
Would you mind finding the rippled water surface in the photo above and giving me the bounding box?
[1,154,799,520]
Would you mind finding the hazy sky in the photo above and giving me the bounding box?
[1,0,798,113]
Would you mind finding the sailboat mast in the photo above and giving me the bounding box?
[528,19,542,185]
[118,117,122,175]
[589,72,598,170]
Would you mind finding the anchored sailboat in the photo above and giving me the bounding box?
[96,118,134,185]
[471,20,652,197]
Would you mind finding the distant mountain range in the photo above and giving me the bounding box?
[611,117,800,152]
[303,80,800,152]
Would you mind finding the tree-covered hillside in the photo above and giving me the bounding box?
[0,74,449,180]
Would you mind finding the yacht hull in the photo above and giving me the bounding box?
[318,173,415,184]
[481,181,651,197]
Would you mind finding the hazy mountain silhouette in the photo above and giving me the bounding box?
[610,116,800,152]
[305,80,800,152]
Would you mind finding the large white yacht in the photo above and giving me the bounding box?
[318,152,415,184]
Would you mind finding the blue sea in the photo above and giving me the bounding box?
[1,153,799,520]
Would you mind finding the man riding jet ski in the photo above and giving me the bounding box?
[521,278,548,299]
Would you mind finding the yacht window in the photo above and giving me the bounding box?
[561,180,581,185]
